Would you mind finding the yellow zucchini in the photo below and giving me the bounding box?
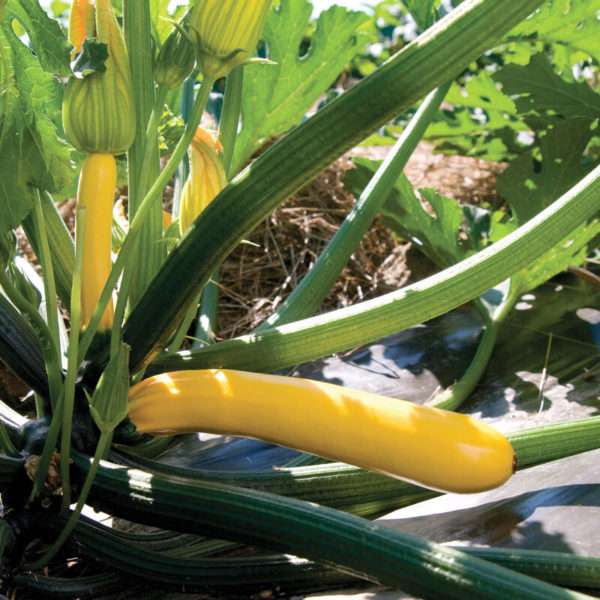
[77,153,116,331]
[128,369,515,493]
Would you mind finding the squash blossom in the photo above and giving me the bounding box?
[189,0,272,79]
[179,128,227,235]
[63,0,135,155]
[68,0,94,56]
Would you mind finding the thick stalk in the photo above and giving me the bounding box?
[151,163,600,375]
[78,454,590,600]
[121,0,547,371]
[79,78,215,366]
[172,75,196,217]
[124,0,163,305]
[22,191,75,308]
[431,293,517,410]
[257,83,451,332]
[31,432,112,569]
[59,206,86,511]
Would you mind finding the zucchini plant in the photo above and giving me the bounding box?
[0,0,600,597]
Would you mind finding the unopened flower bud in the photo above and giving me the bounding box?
[179,127,227,235]
[155,23,196,89]
[63,0,135,155]
[189,0,272,79]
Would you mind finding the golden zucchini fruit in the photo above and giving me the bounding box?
[128,369,515,493]
[77,153,116,331]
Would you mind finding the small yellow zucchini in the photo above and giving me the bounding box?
[77,153,115,331]
[128,369,515,493]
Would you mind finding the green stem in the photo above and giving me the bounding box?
[135,84,169,220]
[167,290,202,352]
[193,276,219,347]
[30,432,112,570]
[172,75,197,217]
[28,395,63,505]
[0,421,17,456]
[219,65,244,179]
[31,191,63,408]
[34,394,45,419]
[431,291,517,410]
[257,82,451,333]
[80,454,592,600]
[60,206,86,511]
[22,191,75,307]
[151,162,600,375]
[193,68,243,346]
[79,77,215,366]
[124,0,164,305]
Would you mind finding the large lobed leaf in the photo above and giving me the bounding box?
[231,0,369,174]
[511,0,600,63]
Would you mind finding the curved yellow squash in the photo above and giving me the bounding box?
[77,153,115,331]
[128,369,515,493]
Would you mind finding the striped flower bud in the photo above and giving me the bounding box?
[63,0,135,155]
[155,23,196,89]
[179,127,227,235]
[189,0,272,79]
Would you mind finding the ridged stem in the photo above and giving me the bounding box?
[124,0,164,305]
[431,293,517,410]
[151,163,600,375]
[30,432,112,569]
[22,191,74,308]
[192,68,244,347]
[30,192,63,407]
[78,453,591,600]
[121,0,547,371]
[59,206,86,510]
[256,82,451,332]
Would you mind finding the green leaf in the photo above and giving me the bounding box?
[0,24,73,234]
[497,118,597,223]
[6,0,70,76]
[231,0,369,173]
[403,0,441,31]
[494,53,600,121]
[513,220,600,295]
[150,0,176,43]
[510,0,600,63]
[346,158,467,268]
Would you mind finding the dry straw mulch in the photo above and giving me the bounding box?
[216,143,503,338]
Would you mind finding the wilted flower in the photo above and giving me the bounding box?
[179,127,227,235]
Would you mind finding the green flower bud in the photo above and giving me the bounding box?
[190,0,272,79]
[155,23,196,89]
[63,0,135,155]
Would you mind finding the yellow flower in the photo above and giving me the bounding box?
[68,0,94,56]
[179,127,227,235]
[190,0,272,79]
